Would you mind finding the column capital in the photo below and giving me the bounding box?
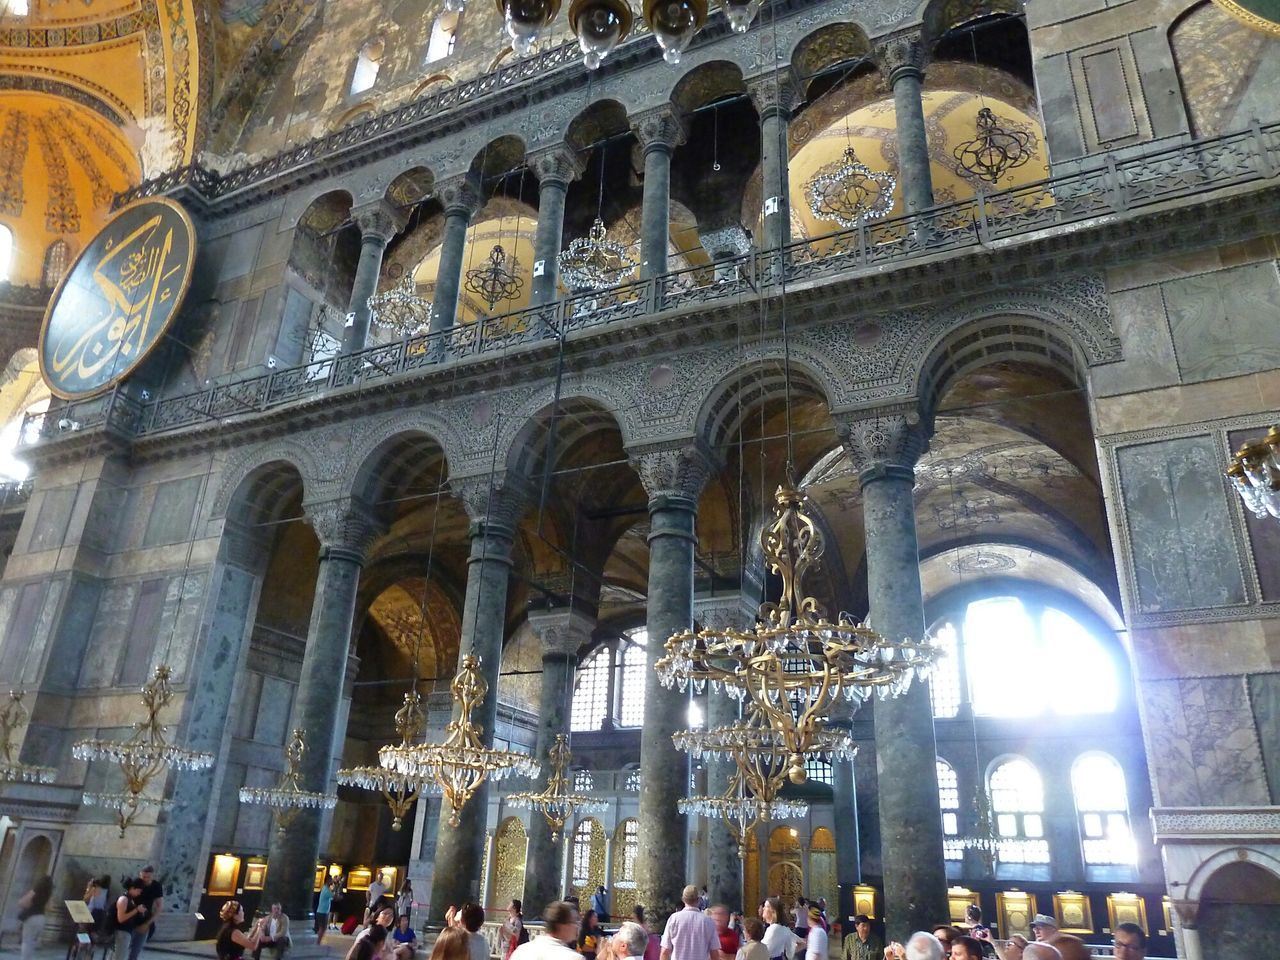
[352,199,408,243]
[303,497,383,562]
[698,223,752,261]
[528,142,586,188]
[627,439,719,505]
[834,405,931,482]
[746,70,804,120]
[527,606,595,658]
[875,31,930,83]
[436,172,483,219]
[630,103,688,155]
[449,471,532,533]
[694,593,757,632]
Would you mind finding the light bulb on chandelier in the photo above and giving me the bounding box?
[569,0,633,69]
[643,0,707,64]
[497,0,562,56]
[719,0,762,33]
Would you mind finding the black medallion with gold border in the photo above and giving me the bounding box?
[39,197,196,400]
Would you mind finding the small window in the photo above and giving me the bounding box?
[42,239,70,288]
[571,646,611,732]
[1072,753,1136,866]
[930,622,961,718]
[7,0,29,14]
[937,758,963,861]
[989,757,1050,865]
[804,756,832,785]
[618,630,647,727]
[0,224,13,282]
[573,769,594,792]
[425,12,459,63]
[351,38,385,95]
[623,768,640,791]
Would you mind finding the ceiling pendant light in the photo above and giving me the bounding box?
[953,107,1032,184]
[719,0,761,33]
[804,145,897,228]
[643,0,707,64]
[569,0,633,69]
[497,0,562,56]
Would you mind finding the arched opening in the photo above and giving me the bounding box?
[611,818,639,918]
[570,817,606,901]
[1197,861,1280,951]
[492,817,528,909]
[426,12,461,63]
[40,239,69,289]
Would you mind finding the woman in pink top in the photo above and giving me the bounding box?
[632,906,661,960]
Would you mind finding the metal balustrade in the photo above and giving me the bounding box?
[22,120,1280,447]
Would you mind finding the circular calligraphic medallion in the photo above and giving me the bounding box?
[1214,0,1280,35]
[39,197,196,400]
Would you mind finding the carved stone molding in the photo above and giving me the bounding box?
[835,404,931,478]
[746,70,804,120]
[527,606,595,658]
[448,471,533,530]
[435,172,483,219]
[698,224,753,260]
[627,439,719,503]
[875,31,929,82]
[630,103,688,155]
[528,142,586,188]
[1151,806,1280,842]
[352,199,409,243]
[694,593,758,632]
[304,497,382,561]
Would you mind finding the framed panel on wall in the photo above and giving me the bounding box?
[853,886,877,920]
[244,862,267,891]
[1053,892,1094,934]
[315,864,327,893]
[997,892,1036,941]
[1106,892,1147,932]
[1160,896,1173,936]
[377,867,398,893]
[947,888,979,925]
[348,868,373,891]
[208,854,240,898]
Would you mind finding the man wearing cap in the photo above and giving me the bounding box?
[802,908,827,960]
[1029,916,1057,942]
[661,885,720,960]
[841,916,881,960]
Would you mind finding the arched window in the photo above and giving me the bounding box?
[350,39,384,95]
[571,645,611,732]
[573,768,594,792]
[0,224,13,282]
[618,630,647,727]
[41,240,69,288]
[937,758,962,861]
[989,757,1049,864]
[615,818,638,884]
[804,756,832,786]
[7,0,29,15]
[1071,753,1136,866]
[570,818,603,890]
[425,12,460,63]
[931,623,961,718]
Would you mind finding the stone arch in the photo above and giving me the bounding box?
[470,134,529,180]
[499,384,638,483]
[789,22,874,80]
[293,188,355,233]
[386,165,436,210]
[335,101,378,130]
[921,0,1023,46]
[671,60,746,114]
[344,414,458,519]
[566,98,631,151]
[1185,847,1280,903]
[1195,857,1280,949]
[210,442,319,521]
[691,352,839,452]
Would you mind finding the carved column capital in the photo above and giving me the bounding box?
[746,70,804,120]
[698,224,753,260]
[627,439,719,505]
[353,199,408,243]
[630,103,688,156]
[694,593,758,632]
[528,142,586,188]
[835,405,931,482]
[527,606,595,659]
[875,31,930,83]
[304,497,383,562]
[449,471,532,534]
[436,172,483,219]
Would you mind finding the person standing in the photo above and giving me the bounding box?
[253,902,291,960]
[612,923,650,960]
[759,900,798,960]
[396,882,413,923]
[841,916,881,960]
[591,887,610,924]
[660,885,719,960]
[500,899,526,960]
[511,901,583,960]
[792,902,808,942]
[708,906,739,960]
[16,874,51,960]
[135,865,164,957]
[115,879,149,960]
[735,919,768,960]
[84,875,109,931]
[367,875,389,923]
[802,909,826,960]
[579,911,604,960]
[316,879,336,945]
[460,904,489,960]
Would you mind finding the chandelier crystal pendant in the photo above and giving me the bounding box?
[679,768,809,859]
[0,691,56,785]
[337,692,438,831]
[569,0,633,69]
[379,655,539,827]
[73,665,215,837]
[804,146,897,228]
[239,728,338,832]
[507,734,607,841]
[368,275,434,337]
[719,0,762,32]
[1227,426,1280,519]
[643,0,707,64]
[656,483,938,785]
[953,106,1033,185]
[558,218,636,291]
[465,245,525,311]
[497,0,562,56]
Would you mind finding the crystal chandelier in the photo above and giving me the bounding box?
[73,665,215,837]
[369,275,433,337]
[679,768,808,859]
[239,728,338,831]
[962,785,999,873]
[558,218,636,291]
[1227,426,1280,520]
[337,692,438,831]
[0,692,55,785]
[804,146,897,228]
[379,655,539,826]
[465,246,525,311]
[656,483,938,785]
[507,733,607,841]
[953,107,1033,185]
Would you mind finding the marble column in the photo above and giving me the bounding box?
[428,475,528,920]
[528,144,585,308]
[828,711,861,925]
[342,200,405,354]
[630,105,687,281]
[427,173,483,339]
[627,441,716,925]
[747,72,803,251]
[878,35,934,215]
[264,499,381,921]
[839,411,946,940]
[523,607,595,917]
[694,594,756,912]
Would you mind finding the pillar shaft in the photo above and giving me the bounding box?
[748,74,801,251]
[529,145,582,306]
[342,202,403,354]
[428,176,481,337]
[631,106,686,281]
[881,38,934,215]
[829,717,861,925]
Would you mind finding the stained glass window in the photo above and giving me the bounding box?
[989,757,1050,864]
[1072,753,1136,866]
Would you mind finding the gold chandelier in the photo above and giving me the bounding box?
[679,764,808,859]
[239,728,338,831]
[657,483,938,785]
[378,655,539,826]
[73,665,215,837]
[338,691,439,831]
[507,733,607,841]
[1227,425,1280,520]
[0,691,55,785]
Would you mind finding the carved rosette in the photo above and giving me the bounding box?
[628,440,718,504]
[746,70,803,121]
[835,407,931,481]
[449,471,532,535]
[352,199,408,244]
[435,172,483,219]
[527,606,594,659]
[630,103,688,156]
[304,497,382,562]
[875,31,929,83]
[528,142,586,189]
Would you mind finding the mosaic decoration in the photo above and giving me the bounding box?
[0,11,144,48]
[570,816,605,901]
[0,110,30,217]
[1172,2,1275,137]
[491,816,528,910]
[47,111,116,207]
[808,826,837,912]
[165,0,194,160]
[34,118,80,233]
[1213,0,1280,36]
[58,106,135,178]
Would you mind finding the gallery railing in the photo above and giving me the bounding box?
[23,119,1280,446]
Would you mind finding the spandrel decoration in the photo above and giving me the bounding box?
[39,197,196,399]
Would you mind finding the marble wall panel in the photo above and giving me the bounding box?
[77,583,137,687]
[254,674,294,745]
[1249,672,1280,804]
[28,487,74,553]
[1116,436,1246,613]
[1164,261,1280,383]
[0,581,43,683]
[1091,284,1180,398]
[142,477,202,548]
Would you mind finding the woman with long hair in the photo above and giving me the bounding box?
[347,923,389,960]
[216,901,265,960]
[578,910,603,960]
[500,899,525,960]
[431,927,473,960]
[760,899,798,960]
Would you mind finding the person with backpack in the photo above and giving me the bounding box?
[113,878,149,960]
[500,899,527,960]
